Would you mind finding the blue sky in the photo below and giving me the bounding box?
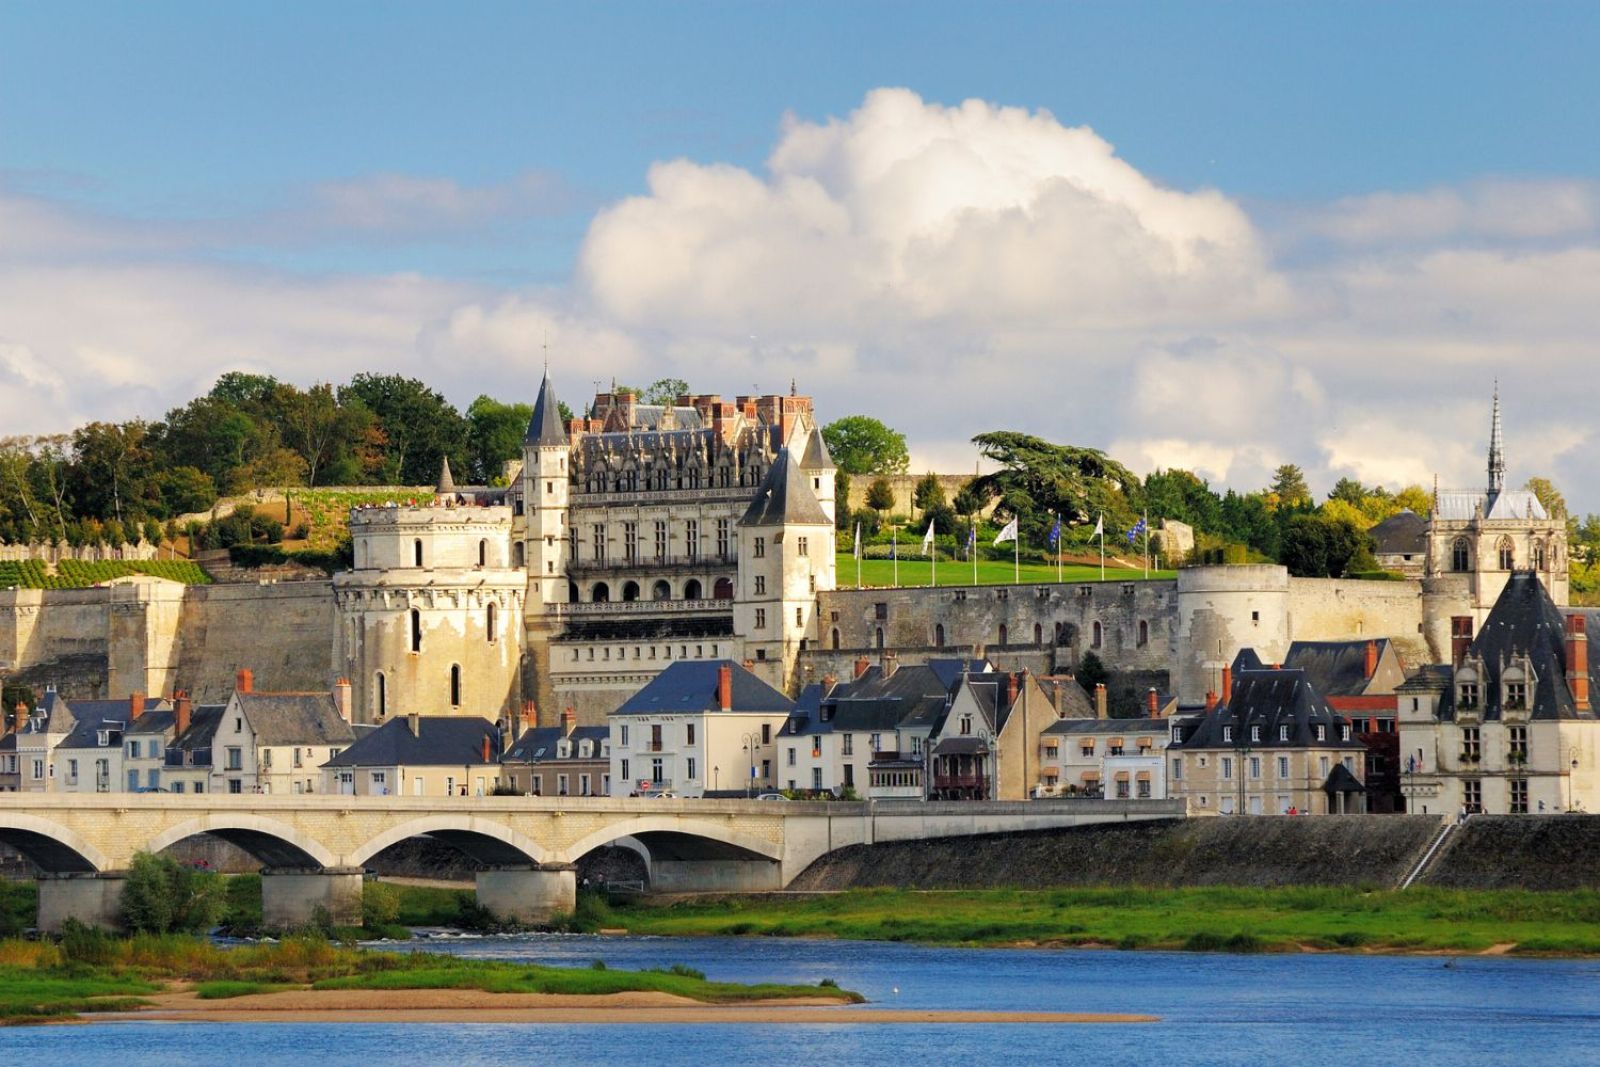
[3,2,1600,507]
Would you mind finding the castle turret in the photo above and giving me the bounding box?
[522,372,572,618]
[1487,383,1505,495]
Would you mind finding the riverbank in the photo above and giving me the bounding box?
[0,930,862,1026]
[581,884,1600,956]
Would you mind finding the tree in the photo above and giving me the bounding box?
[273,382,372,487]
[1328,477,1368,507]
[120,851,224,934]
[1269,464,1312,508]
[952,479,986,520]
[340,373,468,485]
[913,472,946,513]
[967,431,1139,545]
[642,378,690,406]
[465,395,535,484]
[866,478,896,517]
[821,416,910,476]
[1525,477,1567,518]
[834,471,852,530]
[1393,484,1432,517]
[1279,513,1370,578]
[1076,651,1110,695]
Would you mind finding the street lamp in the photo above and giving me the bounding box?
[1569,748,1581,812]
[741,732,759,798]
[713,765,720,793]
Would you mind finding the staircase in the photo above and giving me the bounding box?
[1399,818,1463,889]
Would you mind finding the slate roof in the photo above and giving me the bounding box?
[57,703,134,750]
[436,456,456,494]
[1435,489,1548,522]
[738,448,831,527]
[1279,639,1394,698]
[525,373,567,445]
[1044,717,1171,737]
[1323,762,1366,793]
[1370,509,1428,555]
[168,705,227,765]
[127,710,177,737]
[324,716,499,768]
[1038,677,1096,718]
[1170,668,1362,751]
[820,662,967,734]
[778,684,831,738]
[504,725,609,762]
[1443,571,1600,722]
[238,693,356,745]
[613,660,793,716]
[798,426,833,471]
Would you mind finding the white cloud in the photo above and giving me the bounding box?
[1294,178,1600,247]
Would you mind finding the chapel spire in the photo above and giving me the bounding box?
[1488,382,1505,494]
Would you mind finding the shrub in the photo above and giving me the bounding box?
[120,851,225,934]
[362,881,401,929]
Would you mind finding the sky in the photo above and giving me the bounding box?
[3,1,1600,510]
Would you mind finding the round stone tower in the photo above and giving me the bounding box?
[1172,564,1291,706]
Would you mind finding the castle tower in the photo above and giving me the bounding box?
[734,448,835,690]
[522,372,572,617]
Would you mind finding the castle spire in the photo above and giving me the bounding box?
[1488,381,1505,494]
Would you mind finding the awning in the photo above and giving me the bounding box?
[1136,770,1152,781]
[1041,769,1060,780]
[1108,737,1124,747]
[1114,771,1131,782]
[1081,770,1101,781]
[1137,737,1153,748]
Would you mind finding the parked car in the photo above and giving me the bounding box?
[755,793,789,801]
[652,791,678,799]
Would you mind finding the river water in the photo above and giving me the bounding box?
[4,932,1599,1065]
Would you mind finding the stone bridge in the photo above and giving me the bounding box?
[0,794,1184,930]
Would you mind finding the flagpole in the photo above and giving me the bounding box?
[893,524,899,588]
[931,530,937,588]
[1054,510,1061,584]
[1099,513,1105,582]
[972,521,978,587]
[1144,510,1150,579]
[1014,527,1019,584]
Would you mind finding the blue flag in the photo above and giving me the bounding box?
[1127,516,1147,545]
[1048,517,1061,547]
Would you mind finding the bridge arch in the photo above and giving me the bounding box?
[559,816,783,867]
[348,815,552,869]
[146,814,338,870]
[0,814,110,873]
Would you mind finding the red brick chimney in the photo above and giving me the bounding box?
[1221,664,1233,706]
[10,701,26,734]
[821,673,839,695]
[717,663,733,711]
[129,692,146,721]
[1006,672,1019,706]
[1094,683,1108,720]
[1451,616,1474,667]
[1147,688,1159,717]
[1567,614,1590,712]
[522,700,538,731]
[236,668,253,694]
[561,706,577,736]
[332,678,352,722]
[1205,690,1218,712]
[481,734,492,764]
[854,655,871,679]
[174,690,192,737]
[1364,640,1378,681]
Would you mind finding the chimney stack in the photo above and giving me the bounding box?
[332,678,352,722]
[129,691,146,721]
[1364,640,1379,681]
[854,655,871,679]
[821,673,838,695]
[1221,664,1233,706]
[481,734,492,763]
[882,651,899,679]
[521,700,538,732]
[407,712,420,737]
[1205,690,1218,712]
[1567,614,1590,712]
[174,690,192,737]
[1451,616,1474,668]
[236,668,253,694]
[11,701,26,734]
[1147,688,1159,717]
[561,706,577,736]
[1094,683,1108,720]
[1006,672,1019,706]
[717,663,733,711]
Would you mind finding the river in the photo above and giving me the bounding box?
[3,932,1599,1065]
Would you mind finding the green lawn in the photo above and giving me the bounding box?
[835,555,1174,587]
[596,885,1600,956]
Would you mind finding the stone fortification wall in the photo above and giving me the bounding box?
[789,816,1443,890]
[169,583,337,702]
[1171,566,1290,705]
[815,580,1176,677]
[844,474,989,517]
[0,542,160,562]
[0,588,111,683]
[1287,576,1429,668]
[1426,815,1600,890]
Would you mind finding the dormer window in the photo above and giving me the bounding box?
[1250,725,1260,743]
[1458,682,1480,710]
[1222,726,1233,743]
[1504,681,1527,711]
[1341,725,1351,741]
[1315,724,1327,742]
[1278,725,1290,741]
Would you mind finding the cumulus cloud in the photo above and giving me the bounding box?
[3,88,1600,510]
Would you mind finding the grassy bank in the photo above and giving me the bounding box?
[575,885,1600,956]
[0,928,859,1025]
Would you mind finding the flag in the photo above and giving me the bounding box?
[853,521,861,559]
[1093,514,1103,539]
[890,536,896,559]
[966,524,976,553]
[993,518,1018,545]
[1127,516,1147,545]
[921,520,935,554]
[1048,516,1061,548]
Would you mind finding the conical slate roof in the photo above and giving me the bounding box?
[799,426,834,471]
[436,456,456,494]
[738,448,831,527]
[525,373,567,446]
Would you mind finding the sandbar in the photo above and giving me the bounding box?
[94,988,1159,1025]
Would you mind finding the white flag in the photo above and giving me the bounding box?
[1093,514,1104,539]
[993,517,1018,546]
[921,520,935,554]
[853,522,861,559]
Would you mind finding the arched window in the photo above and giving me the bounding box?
[449,664,462,707]
[1452,538,1471,572]
[375,672,386,718]
[713,578,734,600]
[684,579,703,600]
[831,627,841,650]
[592,582,610,603]
[478,539,487,567]
[486,602,497,643]
[410,609,422,653]
[1497,537,1514,570]
[875,627,885,649]
[413,539,423,567]
[1138,620,1149,647]
[1034,623,1043,645]
[653,580,671,601]
[935,623,946,648]
[568,581,580,603]
[1092,620,1103,649]
[622,580,640,602]
[998,624,1009,646]
[512,542,524,568]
